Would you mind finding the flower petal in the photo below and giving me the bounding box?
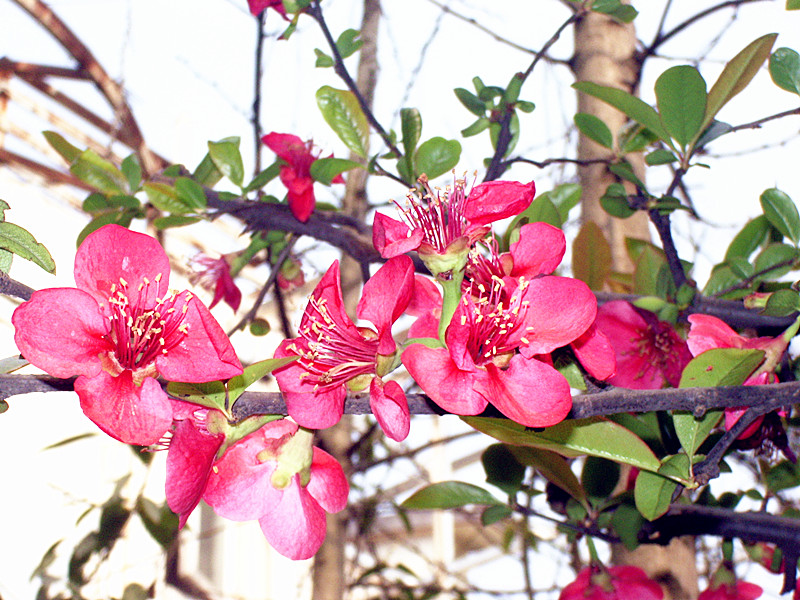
[519,276,596,356]
[369,378,410,442]
[478,355,572,427]
[402,344,487,415]
[307,447,350,513]
[571,323,616,381]
[358,255,414,353]
[156,293,242,382]
[464,180,535,227]
[74,224,170,306]
[13,287,111,379]
[258,478,326,560]
[166,414,224,528]
[509,222,566,277]
[76,371,173,445]
[372,212,424,258]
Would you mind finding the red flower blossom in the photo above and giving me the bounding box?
[559,565,663,600]
[373,175,535,277]
[12,225,243,445]
[189,254,242,312]
[262,132,344,223]
[202,419,349,560]
[247,0,288,19]
[593,300,691,389]
[697,580,762,600]
[274,257,414,441]
[403,267,596,427]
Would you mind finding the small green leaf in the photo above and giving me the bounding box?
[611,503,645,550]
[634,469,677,520]
[573,81,671,142]
[144,182,190,214]
[633,245,667,296]
[754,243,798,280]
[249,318,271,336]
[609,161,646,191]
[789,0,800,9]
[43,131,82,164]
[573,221,612,290]
[153,215,201,229]
[244,161,282,193]
[725,215,771,260]
[726,256,754,280]
[0,355,28,373]
[461,117,491,137]
[226,356,298,405]
[704,34,778,130]
[600,182,635,218]
[770,47,800,94]
[679,348,765,388]
[462,416,662,473]
[645,149,677,165]
[175,177,207,211]
[309,157,362,185]
[120,154,142,192]
[335,28,363,58]
[400,108,423,159]
[672,409,722,457]
[401,481,502,509]
[582,456,621,499]
[482,444,526,495]
[316,86,369,158]
[760,188,800,245]
[763,288,800,316]
[574,113,613,149]
[454,87,486,117]
[655,65,707,148]
[70,150,127,195]
[414,137,461,180]
[766,460,800,492]
[314,48,334,68]
[481,505,513,525]
[509,446,590,511]
[193,152,224,187]
[167,380,228,412]
[208,139,244,187]
[703,264,751,300]
[543,183,582,222]
[0,222,56,273]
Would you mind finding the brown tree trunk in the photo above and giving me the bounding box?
[311,2,381,599]
[572,7,698,599]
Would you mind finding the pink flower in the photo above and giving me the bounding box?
[165,402,225,527]
[559,565,663,600]
[697,581,762,600]
[403,268,596,427]
[202,419,349,560]
[373,175,535,276]
[189,254,242,312]
[247,0,288,19]
[277,254,305,291]
[274,257,414,441]
[12,225,243,445]
[687,314,788,437]
[262,132,344,223]
[594,300,691,389]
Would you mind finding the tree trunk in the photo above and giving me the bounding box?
[572,6,698,599]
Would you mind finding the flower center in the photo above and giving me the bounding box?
[289,294,378,389]
[462,276,532,365]
[104,275,191,375]
[394,175,470,253]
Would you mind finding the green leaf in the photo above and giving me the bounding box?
[789,0,800,9]
[672,409,722,457]
[135,497,178,549]
[336,28,363,58]
[572,221,612,290]
[704,34,778,130]
[175,177,207,211]
[309,157,362,185]
[726,256,754,280]
[645,149,678,165]
[144,182,192,214]
[0,355,28,373]
[314,48,334,68]
[703,264,751,300]
[226,356,298,406]
[399,108,423,170]
[609,161,646,191]
[481,504,513,525]
[401,481,502,509]
[574,113,613,149]
[193,152,224,187]
[120,154,142,192]
[633,245,667,296]
[770,47,800,94]
[521,196,562,228]
[414,137,461,180]
[208,139,244,187]
[573,81,670,142]
[153,215,201,229]
[0,222,55,273]
[316,86,369,158]
[244,160,282,193]
[462,416,662,473]
[600,182,635,219]
[482,444,526,495]
[763,288,800,316]
[725,215,771,260]
[611,503,645,550]
[454,87,486,117]
[70,150,127,195]
[655,65,707,148]
[754,243,798,280]
[634,469,677,520]
[167,380,228,413]
[509,446,590,511]
[695,119,734,149]
[581,456,621,499]
[766,460,800,492]
[679,348,765,388]
[760,188,800,245]
[461,117,491,137]
[543,183,582,222]
[43,131,82,164]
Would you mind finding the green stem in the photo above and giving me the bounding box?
[437,270,465,342]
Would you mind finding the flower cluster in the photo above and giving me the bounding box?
[559,564,663,600]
